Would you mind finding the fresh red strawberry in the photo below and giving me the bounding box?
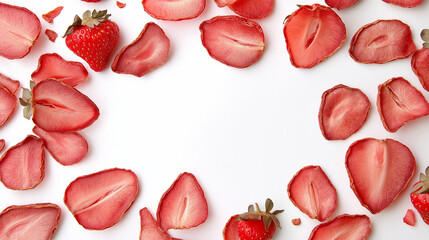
[45,29,58,42]
[325,0,359,9]
[288,165,337,222]
[32,126,88,166]
[0,203,61,240]
[308,214,371,240]
[0,73,20,94]
[228,0,274,19]
[0,86,17,128]
[382,0,424,7]
[412,29,429,91]
[0,2,41,59]
[215,0,238,7]
[157,172,208,230]
[283,4,346,68]
[42,6,63,23]
[403,209,416,226]
[377,77,429,133]
[31,53,89,86]
[64,10,119,72]
[319,84,370,140]
[142,0,205,21]
[111,22,170,77]
[64,168,139,230]
[0,139,4,152]
[291,218,301,225]
[349,19,416,64]
[0,135,45,190]
[346,138,415,214]
[116,1,126,8]
[140,208,174,240]
[223,214,240,240]
[410,166,429,225]
[200,15,265,68]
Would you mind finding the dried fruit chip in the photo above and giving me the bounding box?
[412,47,429,91]
[325,0,359,9]
[42,6,63,23]
[228,0,274,19]
[309,214,371,240]
[139,208,174,240]
[291,218,301,225]
[142,0,205,21]
[0,86,16,127]
[403,209,416,226]
[0,73,20,94]
[45,29,58,42]
[116,1,126,8]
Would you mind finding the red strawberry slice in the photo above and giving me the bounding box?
[291,218,301,225]
[412,47,429,91]
[32,79,99,132]
[382,0,423,7]
[283,4,346,68]
[403,209,416,226]
[319,84,370,140]
[157,172,208,230]
[200,15,265,68]
[0,2,41,59]
[288,165,337,222]
[117,1,126,8]
[45,29,58,42]
[111,22,170,77]
[377,77,429,132]
[223,214,239,240]
[0,139,4,152]
[346,138,416,214]
[0,135,45,190]
[140,208,174,240]
[325,0,359,9]
[42,6,63,23]
[32,126,88,166]
[64,168,139,230]
[228,0,274,19]
[308,214,371,240]
[142,0,205,21]
[0,73,20,94]
[215,0,238,7]
[31,53,88,87]
[0,86,16,127]
[0,203,61,240]
[349,20,416,64]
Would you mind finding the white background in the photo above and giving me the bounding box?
[1,0,429,239]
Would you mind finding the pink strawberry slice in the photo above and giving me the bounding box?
[403,209,416,226]
[288,165,337,222]
[0,139,4,152]
[111,22,170,77]
[0,2,41,59]
[346,138,416,214]
[228,0,274,19]
[0,73,20,94]
[142,0,205,21]
[377,77,429,133]
[0,203,61,240]
[349,19,416,64]
[215,0,238,7]
[0,86,16,128]
[32,126,88,166]
[42,6,63,23]
[0,135,45,190]
[31,53,88,87]
[308,214,371,240]
[32,79,99,132]
[382,0,424,7]
[157,172,208,230]
[283,4,346,68]
[412,47,429,91]
[200,15,265,68]
[223,214,239,240]
[325,0,359,9]
[64,168,139,230]
[319,84,370,140]
[140,208,174,240]
[45,29,58,42]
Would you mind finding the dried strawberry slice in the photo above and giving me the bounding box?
[142,0,205,21]
[349,19,416,64]
[200,15,265,68]
[157,172,208,230]
[308,214,371,240]
[64,168,139,230]
[0,203,61,240]
[228,0,274,19]
[140,208,173,240]
[403,209,416,226]
[215,0,238,7]
[112,22,170,77]
[0,135,45,190]
[319,84,370,140]
[0,73,20,94]
[346,138,416,214]
[288,165,337,222]
[0,2,41,59]
[377,77,429,132]
[0,86,16,127]
[325,0,359,9]
[382,0,423,7]
[42,6,63,23]
[412,47,429,91]
[45,29,58,42]
[116,1,126,8]
[283,4,346,68]
[223,214,239,240]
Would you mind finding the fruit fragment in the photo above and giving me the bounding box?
[403,209,416,226]
[200,15,265,68]
[0,135,45,190]
[157,172,208,230]
[223,214,239,240]
[64,168,139,230]
[116,1,126,8]
[349,20,416,64]
[382,0,424,7]
[228,0,274,19]
[319,84,370,140]
[346,138,415,214]
[42,6,63,23]
[0,86,16,127]
[111,22,170,77]
[291,218,301,225]
[410,166,429,225]
[283,4,346,68]
[412,29,429,91]
[377,77,429,132]
[215,0,237,7]
[0,73,20,94]
[308,214,371,240]
[142,0,205,21]
[45,29,58,42]
[288,165,337,222]
[325,0,359,9]
[139,208,173,240]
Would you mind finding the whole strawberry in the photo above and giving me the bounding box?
[411,166,429,224]
[64,10,119,72]
[236,198,283,240]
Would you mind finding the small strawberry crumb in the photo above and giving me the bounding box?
[292,218,301,225]
[45,29,58,42]
[403,209,416,226]
[42,6,63,23]
[116,1,126,8]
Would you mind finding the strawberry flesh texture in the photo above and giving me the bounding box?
[288,165,337,222]
[349,19,416,64]
[0,203,61,240]
[42,6,63,23]
[0,135,45,190]
[223,214,239,240]
[139,208,173,240]
[403,209,416,226]
[215,0,238,7]
[346,138,415,214]
[32,126,88,166]
[0,86,16,127]
[382,0,424,7]
[308,214,371,240]
[200,15,265,68]
[31,53,88,87]
[45,29,58,42]
[319,84,370,140]
[112,22,170,77]
[64,168,139,230]
[0,73,20,94]
[228,0,274,19]
[411,183,429,224]
[412,47,429,91]
[0,2,41,59]
[157,172,208,230]
[325,0,359,10]
[238,219,276,240]
[377,77,429,133]
[32,79,99,132]
[142,0,205,21]
[283,4,346,68]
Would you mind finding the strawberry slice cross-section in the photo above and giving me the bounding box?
[139,208,174,240]
[0,85,17,128]
[325,0,359,10]
[142,0,205,21]
[412,46,429,91]
[228,0,274,19]
[308,214,371,240]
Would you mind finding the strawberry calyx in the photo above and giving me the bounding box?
[63,9,111,37]
[19,81,35,120]
[236,198,284,231]
[411,166,429,194]
[421,29,429,48]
